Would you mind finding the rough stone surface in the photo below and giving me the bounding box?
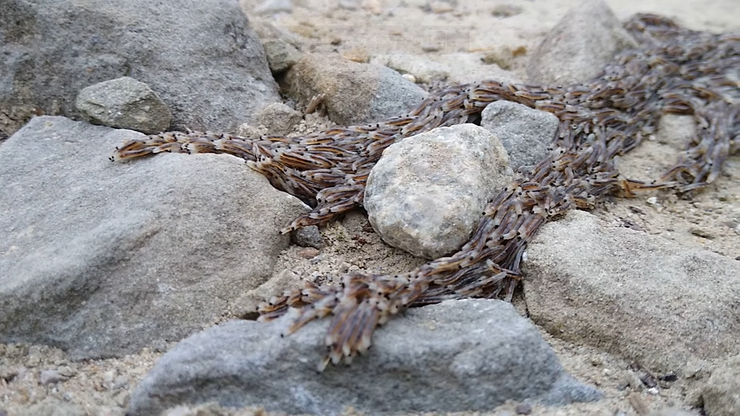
[232,269,302,319]
[481,101,560,172]
[291,225,324,249]
[75,77,172,134]
[249,19,303,73]
[254,102,303,135]
[437,53,523,85]
[701,355,740,416]
[0,116,308,359]
[372,53,451,84]
[365,124,514,259]
[262,38,303,73]
[128,300,602,416]
[523,210,740,373]
[286,55,427,125]
[526,0,637,85]
[0,0,280,135]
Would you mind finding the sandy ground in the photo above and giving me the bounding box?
[1,0,738,415]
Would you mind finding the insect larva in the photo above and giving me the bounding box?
[108,13,737,368]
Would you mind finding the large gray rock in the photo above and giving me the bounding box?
[371,53,451,84]
[75,77,172,134]
[523,210,740,374]
[0,0,280,136]
[128,299,602,416]
[701,355,740,416]
[365,124,515,259]
[526,0,637,85]
[253,102,303,135]
[0,116,308,359]
[249,19,303,74]
[481,101,560,172]
[285,54,428,125]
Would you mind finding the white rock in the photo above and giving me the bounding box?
[365,124,514,259]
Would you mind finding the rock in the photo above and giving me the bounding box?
[372,53,450,84]
[261,39,303,73]
[248,20,303,73]
[341,48,370,63]
[421,43,442,53]
[481,101,559,172]
[285,55,427,125]
[436,53,523,85]
[365,124,514,259]
[75,77,172,134]
[523,210,740,373]
[39,369,67,385]
[128,299,601,416]
[700,355,740,416]
[0,116,308,359]
[402,73,418,83]
[0,0,279,134]
[235,123,263,139]
[526,0,637,85]
[291,225,324,249]
[254,102,303,135]
[481,42,529,72]
[232,269,302,320]
[296,247,320,259]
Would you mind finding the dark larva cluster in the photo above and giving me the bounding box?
[111,14,739,369]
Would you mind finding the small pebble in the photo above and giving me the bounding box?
[689,227,714,239]
[628,373,644,392]
[647,387,660,395]
[39,369,66,385]
[646,196,658,206]
[291,225,324,249]
[297,247,320,259]
[402,73,417,83]
[421,43,441,52]
[515,403,533,415]
[342,48,369,63]
[660,373,678,382]
[0,366,18,382]
[491,4,523,18]
[235,123,262,139]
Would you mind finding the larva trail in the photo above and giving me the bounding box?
[111,14,739,368]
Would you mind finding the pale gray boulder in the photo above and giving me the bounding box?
[0,0,280,135]
[285,55,427,125]
[75,77,172,134]
[526,0,637,85]
[523,210,740,374]
[0,116,308,359]
[481,101,559,172]
[128,299,602,416]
